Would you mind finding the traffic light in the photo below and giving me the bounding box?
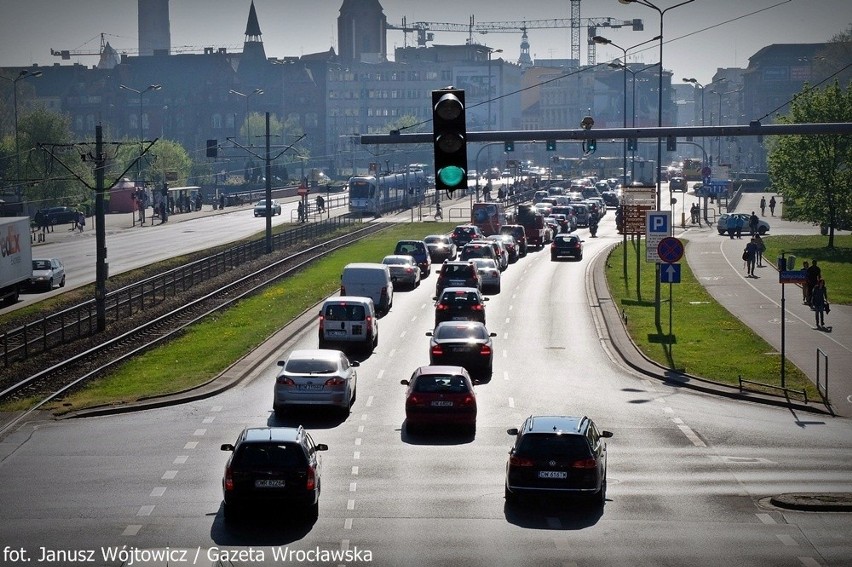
[586,138,597,153]
[627,137,638,151]
[432,88,468,195]
[666,135,677,151]
[504,141,514,152]
[546,139,556,151]
[206,139,218,158]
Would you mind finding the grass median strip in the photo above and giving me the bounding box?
[606,237,816,399]
[44,223,456,413]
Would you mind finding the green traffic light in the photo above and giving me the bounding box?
[437,165,465,188]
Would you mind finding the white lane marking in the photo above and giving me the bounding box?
[503,350,508,358]
[122,525,142,536]
[410,316,417,322]
[377,369,385,381]
[504,371,509,381]
[347,499,355,510]
[361,414,369,420]
[388,349,397,358]
[137,505,155,517]
[202,416,215,424]
[355,438,362,446]
[193,429,206,436]
[777,534,798,546]
[210,406,222,412]
[755,513,776,525]
[344,518,353,530]
[351,466,359,475]
[663,407,674,414]
[671,417,684,424]
[150,487,166,497]
[798,558,821,567]
[353,451,360,460]
[358,425,365,433]
[400,330,407,339]
[505,317,511,324]
[676,424,707,447]
[162,470,178,480]
[503,332,509,339]
[508,397,515,408]
[341,540,350,551]
[508,305,513,311]
[184,441,198,449]
[350,482,357,493]
[173,455,188,465]
[366,396,374,407]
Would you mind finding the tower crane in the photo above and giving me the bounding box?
[388,14,643,66]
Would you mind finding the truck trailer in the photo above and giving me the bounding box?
[1,217,33,306]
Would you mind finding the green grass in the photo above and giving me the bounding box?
[760,234,852,304]
[44,223,457,413]
[606,237,816,400]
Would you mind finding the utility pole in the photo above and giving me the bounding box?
[95,125,107,330]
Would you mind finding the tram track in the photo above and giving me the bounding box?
[0,222,391,426]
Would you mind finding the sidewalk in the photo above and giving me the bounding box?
[682,192,852,416]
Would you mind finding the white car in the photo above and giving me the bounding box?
[470,258,501,294]
[30,258,65,291]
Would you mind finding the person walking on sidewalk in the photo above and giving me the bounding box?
[801,261,810,304]
[744,238,758,277]
[805,259,821,306]
[769,195,777,216]
[753,234,766,267]
[749,211,759,236]
[811,278,829,329]
[760,196,766,216]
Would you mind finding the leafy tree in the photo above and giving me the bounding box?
[111,138,192,187]
[767,81,852,249]
[239,112,306,184]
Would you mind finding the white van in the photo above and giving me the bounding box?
[318,297,378,352]
[340,263,394,315]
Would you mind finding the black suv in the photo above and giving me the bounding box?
[221,426,327,519]
[435,261,481,296]
[451,225,485,248]
[505,415,612,505]
[36,206,78,226]
[394,239,432,277]
[433,287,488,326]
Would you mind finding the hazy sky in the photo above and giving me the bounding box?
[1,0,849,85]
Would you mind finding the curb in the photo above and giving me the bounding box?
[769,493,852,512]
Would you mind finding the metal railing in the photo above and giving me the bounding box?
[738,374,808,403]
[816,347,829,404]
[1,215,358,368]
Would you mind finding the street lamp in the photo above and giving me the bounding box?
[229,88,264,147]
[593,34,661,189]
[610,62,659,181]
[1,69,43,190]
[120,83,162,182]
[682,77,705,166]
[486,49,502,184]
[618,0,695,211]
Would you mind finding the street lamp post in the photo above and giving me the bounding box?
[593,34,661,190]
[1,69,43,190]
[229,88,264,147]
[618,0,695,212]
[611,62,659,182]
[682,78,706,166]
[120,83,162,183]
[486,49,502,181]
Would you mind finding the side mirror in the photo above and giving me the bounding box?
[425,331,434,337]
[489,332,497,337]
[350,360,360,367]
[483,297,490,301]
[400,379,410,386]
[316,444,329,451]
[601,430,614,438]
[277,360,286,367]
[220,444,235,452]
[506,428,519,436]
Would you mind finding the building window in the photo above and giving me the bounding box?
[212,113,222,129]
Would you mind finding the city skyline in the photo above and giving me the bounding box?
[1,0,849,88]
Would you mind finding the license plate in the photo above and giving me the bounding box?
[255,479,285,488]
[538,471,567,479]
[431,400,454,407]
[449,280,465,286]
[450,346,470,352]
[326,330,345,337]
[298,384,324,390]
[451,316,468,321]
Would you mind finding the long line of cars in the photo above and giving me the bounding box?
[221,210,608,521]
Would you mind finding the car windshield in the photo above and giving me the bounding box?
[324,304,366,321]
[435,324,488,340]
[443,264,473,277]
[235,443,304,468]
[424,236,447,245]
[284,358,338,373]
[471,259,497,270]
[32,260,52,270]
[440,291,481,305]
[516,434,591,459]
[413,374,469,393]
[256,200,269,206]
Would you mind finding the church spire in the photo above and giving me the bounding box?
[245,1,262,42]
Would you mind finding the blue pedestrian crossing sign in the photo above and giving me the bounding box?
[660,263,681,284]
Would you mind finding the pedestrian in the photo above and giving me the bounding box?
[749,211,759,236]
[735,215,744,239]
[726,215,737,239]
[76,211,86,232]
[811,278,829,329]
[218,193,225,211]
[769,195,776,216]
[760,196,766,216]
[753,233,766,267]
[805,259,821,306]
[744,238,758,277]
[297,200,305,223]
[800,261,810,304]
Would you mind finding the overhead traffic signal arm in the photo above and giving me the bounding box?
[432,88,468,195]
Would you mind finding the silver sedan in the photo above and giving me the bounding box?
[470,258,501,294]
[273,349,359,416]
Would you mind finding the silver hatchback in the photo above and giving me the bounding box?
[273,349,359,416]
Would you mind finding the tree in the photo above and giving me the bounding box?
[767,81,852,249]
[239,112,306,184]
[111,138,192,187]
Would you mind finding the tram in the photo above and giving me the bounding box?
[348,170,427,216]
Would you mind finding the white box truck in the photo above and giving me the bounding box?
[1,217,33,306]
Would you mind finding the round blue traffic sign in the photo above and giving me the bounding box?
[657,237,684,263]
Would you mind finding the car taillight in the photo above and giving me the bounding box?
[431,344,444,356]
[471,304,484,311]
[479,344,492,356]
[306,466,316,491]
[571,458,597,469]
[325,377,346,386]
[489,270,499,278]
[224,467,234,491]
[509,455,534,467]
[407,395,425,406]
[459,395,475,407]
[380,287,388,300]
[436,303,449,311]
[318,315,325,332]
[366,316,373,334]
[406,267,414,273]
[277,376,296,386]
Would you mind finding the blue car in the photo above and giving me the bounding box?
[393,239,432,277]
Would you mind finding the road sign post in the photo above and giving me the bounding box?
[646,211,672,328]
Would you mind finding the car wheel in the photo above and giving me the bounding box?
[759,226,768,235]
[59,275,66,287]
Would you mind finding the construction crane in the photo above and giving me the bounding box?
[51,33,238,63]
[388,14,643,66]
